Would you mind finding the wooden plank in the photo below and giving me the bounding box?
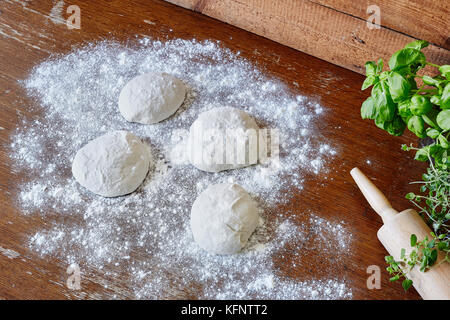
[165,0,450,74]
[0,0,425,299]
[311,0,450,49]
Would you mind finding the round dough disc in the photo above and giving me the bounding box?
[118,73,186,124]
[190,183,259,254]
[72,130,152,197]
[188,107,259,172]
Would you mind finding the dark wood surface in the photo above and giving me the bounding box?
[0,0,425,299]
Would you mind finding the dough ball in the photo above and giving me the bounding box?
[190,183,259,254]
[118,73,186,124]
[72,130,152,197]
[188,107,259,172]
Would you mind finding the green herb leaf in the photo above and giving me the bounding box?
[365,61,377,77]
[376,58,384,73]
[361,96,376,119]
[429,249,438,266]
[422,75,442,87]
[438,242,447,250]
[422,109,439,129]
[400,248,406,259]
[403,40,429,50]
[410,95,432,116]
[390,275,400,282]
[372,81,395,122]
[439,65,450,79]
[410,234,417,247]
[426,128,440,139]
[386,72,411,102]
[414,148,428,161]
[402,279,413,291]
[440,83,450,109]
[405,192,415,200]
[362,75,378,90]
[438,134,449,148]
[398,99,412,119]
[386,115,406,136]
[388,48,426,72]
[430,95,441,106]
[407,115,426,138]
[436,109,450,131]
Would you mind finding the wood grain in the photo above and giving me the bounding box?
[165,0,450,74]
[311,0,450,49]
[0,0,428,299]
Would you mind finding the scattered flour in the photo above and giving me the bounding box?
[309,214,352,251]
[49,0,65,25]
[0,246,20,259]
[10,38,352,299]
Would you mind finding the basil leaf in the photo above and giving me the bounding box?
[361,96,376,119]
[426,128,440,139]
[410,95,432,116]
[430,95,441,106]
[398,99,412,119]
[388,48,426,71]
[372,81,395,121]
[376,58,384,73]
[422,109,439,129]
[374,116,388,130]
[361,75,378,90]
[436,109,450,131]
[403,40,429,50]
[408,115,426,138]
[386,115,406,136]
[422,75,442,87]
[386,71,411,102]
[408,76,418,90]
[379,71,388,81]
[440,83,450,109]
[439,65,450,79]
[438,134,449,149]
[365,61,377,77]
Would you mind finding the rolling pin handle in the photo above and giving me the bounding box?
[350,167,398,223]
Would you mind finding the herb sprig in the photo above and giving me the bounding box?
[404,147,450,234]
[385,233,450,291]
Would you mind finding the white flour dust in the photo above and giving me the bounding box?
[49,0,66,25]
[10,38,352,299]
[0,246,20,259]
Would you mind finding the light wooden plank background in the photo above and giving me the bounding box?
[165,0,450,74]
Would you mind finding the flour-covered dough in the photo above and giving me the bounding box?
[72,130,152,197]
[190,183,259,254]
[119,73,186,124]
[188,107,259,172]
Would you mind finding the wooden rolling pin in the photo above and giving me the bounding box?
[350,167,450,300]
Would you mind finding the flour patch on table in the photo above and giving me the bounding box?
[10,38,351,299]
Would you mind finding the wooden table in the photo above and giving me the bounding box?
[0,0,425,299]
